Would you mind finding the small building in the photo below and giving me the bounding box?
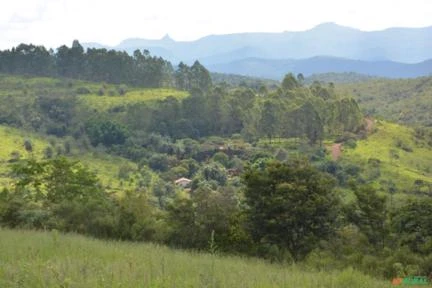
[174,177,192,188]
[227,168,241,177]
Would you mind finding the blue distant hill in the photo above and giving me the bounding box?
[83,23,432,79]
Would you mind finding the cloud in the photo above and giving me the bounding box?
[0,0,431,49]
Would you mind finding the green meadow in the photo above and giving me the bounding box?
[342,121,432,195]
[79,88,189,111]
[0,229,393,288]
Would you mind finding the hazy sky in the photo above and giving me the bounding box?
[1,0,431,49]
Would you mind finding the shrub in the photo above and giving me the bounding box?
[76,87,91,95]
[23,139,33,152]
[117,85,128,96]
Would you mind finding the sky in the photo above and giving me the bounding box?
[0,0,431,49]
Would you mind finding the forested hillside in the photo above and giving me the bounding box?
[0,40,431,282]
[336,76,432,126]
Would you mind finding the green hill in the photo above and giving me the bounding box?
[0,125,155,193]
[336,76,432,126]
[341,121,432,197]
[0,229,392,288]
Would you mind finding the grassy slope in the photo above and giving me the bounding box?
[0,125,149,193]
[342,121,432,195]
[0,229,392,288]
[0,74,180,192]
[79,88,188,111]
[0,74,189,111]
[336,76,432,126]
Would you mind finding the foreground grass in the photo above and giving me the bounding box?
[0,229,392,288]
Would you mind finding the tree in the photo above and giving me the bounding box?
[7,157,116,237]
[190,61,212,92]
[296,73,305,85]
[56,40,85,78]
[259,100,278,143]
[282,73,299,91]
[85,118,129,147]
[23,139,33,153]
[300,102,324,145]
[392,199,432,254]
[346,184,388,249]
[44,157,103,203]
[243,160,339,261]
[166,186,244,252]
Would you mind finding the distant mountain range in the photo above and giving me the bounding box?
[208,57,432,80]
[83,23,432,80]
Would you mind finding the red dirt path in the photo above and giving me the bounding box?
[365,117,374,133]
[331,143,343,161]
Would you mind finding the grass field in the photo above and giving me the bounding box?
[0,74,189,111]
[78,88,189,111]
[0,229,393,288]
[342,121,432,195]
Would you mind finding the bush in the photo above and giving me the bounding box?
[23,139,33,152]
[76,87,91,95]
[345,139,357,149]
[98,87,105,96]
[117,85,128,96]
[395,139,413,152]
[44,146,54,159]
[149,153,170,172]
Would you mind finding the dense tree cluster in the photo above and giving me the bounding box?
[0,41,175,88]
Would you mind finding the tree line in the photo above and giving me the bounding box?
[0,41,211,90]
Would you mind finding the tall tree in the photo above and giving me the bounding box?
[243,160,339,261]
[347,185,388,249]
[259,100,278,143]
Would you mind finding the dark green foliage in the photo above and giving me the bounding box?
[11,157,103,204]
[0,44,54,76]
[282,73,299,91]
[0,40,174,88]
[116,190,160,241]
[346,185,388,249]
[44,158,103,203]
[36,94,78,136]
[210,72,279,90]
[243,160,340,261]
[200,162,228,186]
[75,87,91,94]
[1,158,118,238]
[259,100,278,142]
[23,139,33,152]
[176,61,212,92]
[85,118,129,147]
[392,199,432,254]
[166,186,246,252]
[148,153,171,172]
[337,76,432,126]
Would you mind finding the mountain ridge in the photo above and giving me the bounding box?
[207,56,432,80]
[83,23,432,64]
